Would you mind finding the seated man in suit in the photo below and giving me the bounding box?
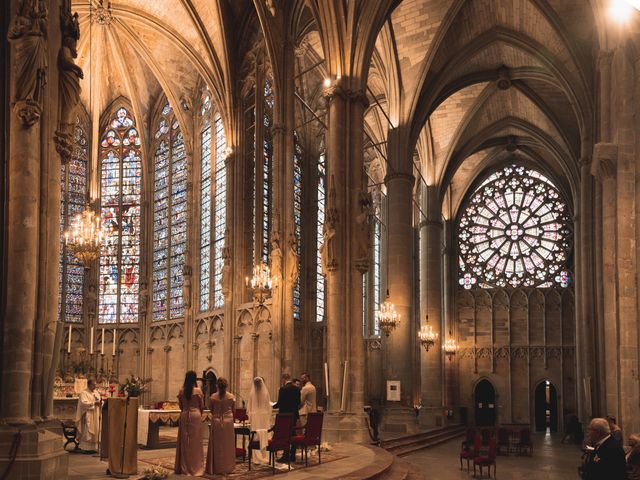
[583,417,626,480]
[272,373,301,462]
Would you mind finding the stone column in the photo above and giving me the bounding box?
[420,186,443,424]
[384,172,415,407]
[591,143,618,418]
[322,83,368,441]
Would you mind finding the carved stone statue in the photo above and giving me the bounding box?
[321,177,338,274]
[56,8,82,162]
[286,232,299,283]
[269,231,282,287]
[85,284,97,318]
[355,189,372,273]
[139,281,149,315]
[182,265,192,308]
[9,0,49,127]
[220,230,232,298]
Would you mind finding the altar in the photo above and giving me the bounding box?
[137,409,214,448]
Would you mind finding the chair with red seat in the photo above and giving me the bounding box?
[461,427,476,449]
[248,413,295,473]
[497,427,511,455]
[460,434,482,472]
[291,412,324,466]
[481,428,493,445]
[473,438,497,478]
[515,428,533,456]
[234,408,250,461]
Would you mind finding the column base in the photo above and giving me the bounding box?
[0,420,68,479]
[380,406,422,434]
[418,406,446,428]
[322,411,371,443]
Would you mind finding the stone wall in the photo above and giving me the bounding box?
[455,287,577,428]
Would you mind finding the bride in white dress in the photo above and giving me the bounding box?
[246,376,272,464]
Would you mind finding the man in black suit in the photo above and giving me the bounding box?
[582,417,626,480]
[272,373,301,462]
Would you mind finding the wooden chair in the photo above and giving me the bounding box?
[515,428,533,456]
[291,412,324,466]
[460,434,482,472]
[497,427,511,455]
[473,438,497,478]
[461,427,476,449]
[61,420,79,451]
[248,413,295,473]
[234,408,249,461]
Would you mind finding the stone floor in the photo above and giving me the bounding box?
[403,431,583,479]
[68,442,392,479]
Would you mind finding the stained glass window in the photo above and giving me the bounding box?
[212,116,227,309]
[245,90,256,265]
[199,92,227,312]
[372,217,381,335]
[59,117,88,323]
[262,78,274,264]
[152,102,187,321]
[293,132,303,320]
[316,149,326,322]
[99,106,142,324]
[458,164,572,289]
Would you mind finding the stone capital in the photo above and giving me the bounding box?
[591,143,617,182]
[163,344,172,353]
[419,219,444,229]
[384,172,414,185]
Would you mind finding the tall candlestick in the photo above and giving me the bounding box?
[67,325,72,353]
[89,327,94,354]
[112,329,116,355]
[101,328,105,355]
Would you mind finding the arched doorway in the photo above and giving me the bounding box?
[203,370,217,400]
[534,380,558,432]
[474,379,496,426]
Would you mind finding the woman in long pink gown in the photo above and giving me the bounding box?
[174,371,204,476]
[205,377,236,475]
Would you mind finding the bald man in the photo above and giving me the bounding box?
[582,417,626,480]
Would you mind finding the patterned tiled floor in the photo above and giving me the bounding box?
[403,431,583,479]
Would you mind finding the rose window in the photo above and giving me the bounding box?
[458,164,572,288]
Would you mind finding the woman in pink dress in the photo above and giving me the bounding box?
[205,377,236,475]
[174,371,204,476]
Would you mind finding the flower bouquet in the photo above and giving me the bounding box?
[120,376,152,398]
[138,465,169,480]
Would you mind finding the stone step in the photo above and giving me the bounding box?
[381,424,466,457]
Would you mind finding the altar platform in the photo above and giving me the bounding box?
[67,441,417,479]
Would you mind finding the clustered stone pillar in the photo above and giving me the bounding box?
[322,82,368,441]
[384,171,415,407]
[419,185,443,424]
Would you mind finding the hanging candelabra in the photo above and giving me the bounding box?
[418,314,439,352]
[377,290,400,336]
[64,209,105,268]
[444,337,458,360]
[245,261,273,306]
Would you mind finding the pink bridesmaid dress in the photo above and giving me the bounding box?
[174,387,205,476]
[205,391,236,475]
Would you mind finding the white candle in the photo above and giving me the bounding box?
[67,325,72,353]
[101,328,105,355]
[89,327,94,354]
[324,362,329,398]
[112,329,116,355]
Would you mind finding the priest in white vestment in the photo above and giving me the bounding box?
[75,379,102,452]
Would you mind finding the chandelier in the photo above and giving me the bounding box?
[377,291,400,336]
[418,315,439,352]
[444,338,458,360]
[64,209,104,268]
[245,261,272,305]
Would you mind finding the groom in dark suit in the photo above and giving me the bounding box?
[272,373,301,462]
[583,417,626,480]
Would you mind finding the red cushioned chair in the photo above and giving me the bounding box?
[263,413,295,473]
[461,427,476,449]
[497,427,511,455]
[460,434,482,472]
[291,412,324,466]
[473,438,497,478]
[234,408,250,461]
[515,428,533,456]
[481,428,493,445]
